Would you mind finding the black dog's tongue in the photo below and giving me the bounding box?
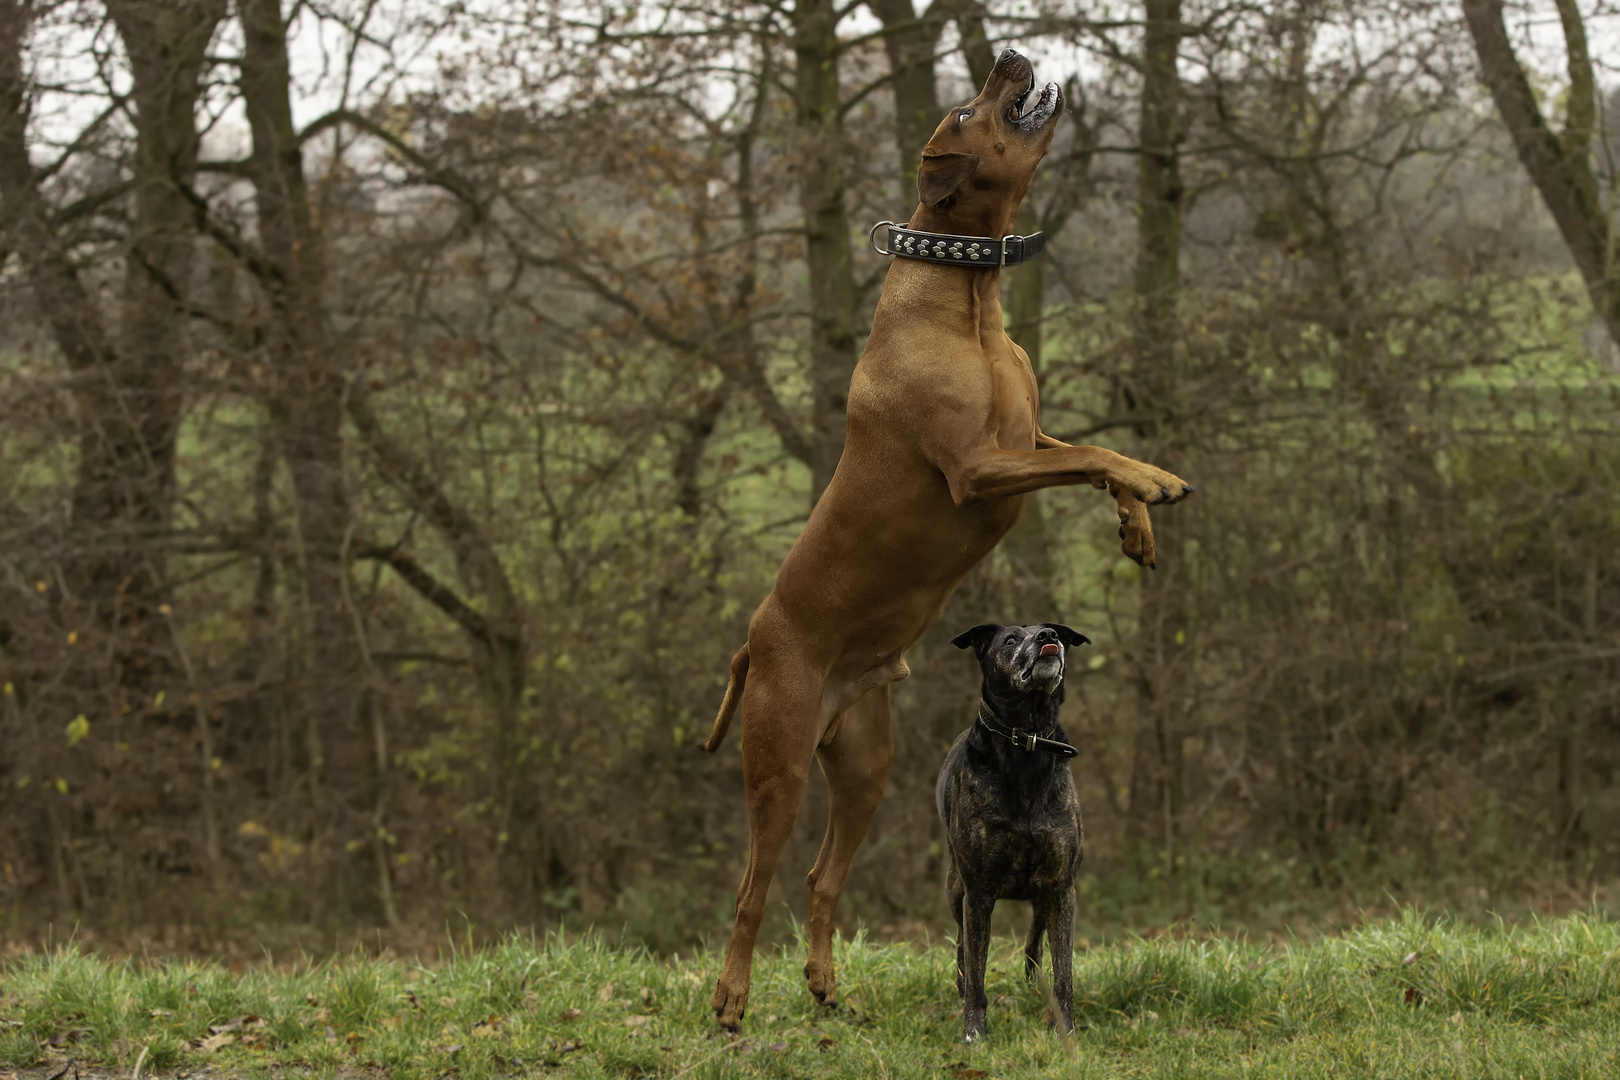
[1040,643,1060,657]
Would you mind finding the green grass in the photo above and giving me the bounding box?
[2,909,1618,1079]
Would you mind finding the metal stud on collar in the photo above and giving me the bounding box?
[870,221,1046,268]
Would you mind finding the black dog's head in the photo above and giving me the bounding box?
[951,623,1090,710]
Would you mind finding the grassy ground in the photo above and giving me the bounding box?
[2,910,1616,1080]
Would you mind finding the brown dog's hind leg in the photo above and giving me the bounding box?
[803,686,894,1007]
[710,666,820,1031]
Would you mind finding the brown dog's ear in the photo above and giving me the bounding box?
[917,151,979,208]
[951,624,1002,653]
[1041,623,1091,647]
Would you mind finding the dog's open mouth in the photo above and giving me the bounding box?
[1009,78,1062,132]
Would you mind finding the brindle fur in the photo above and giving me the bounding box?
[938,622,1088,1041]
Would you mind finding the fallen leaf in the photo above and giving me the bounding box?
[1403,951,1420,967]
[954,1071,988,1080]
[816,1037,837,1051]
[435,1044,464,1055]
[542,1037,584,1065]
[681,971,703,987]
[472,1017,506,1038]
[207,1016,263,1036]
[438,997,455,1010]
[558,1008,581,1022]
[1449,1011,1463,1026]
[192,1032,235,1053]
[146,1010,173,1020]
[768,1041,788,1052]
[45,1029,92,1048]
[597,982,615,1004]
[345,1032,363,1045]
[623,1015,651,1029]
[1403,988,1422,1006]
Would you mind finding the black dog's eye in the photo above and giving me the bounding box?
[1003,638,1019,652]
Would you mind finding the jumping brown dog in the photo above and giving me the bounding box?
[700,50,1192,1031]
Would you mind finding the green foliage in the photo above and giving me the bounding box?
[2,911,1618,1078]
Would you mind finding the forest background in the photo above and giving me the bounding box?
[1,0,1618,957]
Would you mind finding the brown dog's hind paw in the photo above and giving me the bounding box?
[803,962,837,1007]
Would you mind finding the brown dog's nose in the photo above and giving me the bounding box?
[993,48,1030,76]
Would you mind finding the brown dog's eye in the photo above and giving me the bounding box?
[958,109,973,122]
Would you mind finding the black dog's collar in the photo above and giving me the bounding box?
[869,221,1046,267]
[976,701,1077,758]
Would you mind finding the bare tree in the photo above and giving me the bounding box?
[1464,0,1619,349]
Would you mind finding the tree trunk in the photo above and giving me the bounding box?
[793,0,860,501]
[238,0,363,919]
[347,385,531,899]
[1126,0,1186,856]
[1463,0,1619,349]
[870,0,946,183]
[1,0,223,697]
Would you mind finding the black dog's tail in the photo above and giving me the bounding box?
[701,643,749,752]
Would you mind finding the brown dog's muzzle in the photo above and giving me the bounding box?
[986,49,1062,134]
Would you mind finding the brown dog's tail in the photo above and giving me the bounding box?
[702,643,749,752]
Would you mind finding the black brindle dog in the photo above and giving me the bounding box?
[937,622,1088,1042]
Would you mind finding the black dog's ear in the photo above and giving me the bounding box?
[1042,623,1091,647]
[951,624,1002,653]
[917,151,979,208]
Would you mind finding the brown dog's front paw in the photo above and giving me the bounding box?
[1114,490,1157,569]
[710,978,749,1031]
[1120,463,1194,506]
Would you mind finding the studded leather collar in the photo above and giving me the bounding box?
[976,700,1078,758]
[869,221,1047,267]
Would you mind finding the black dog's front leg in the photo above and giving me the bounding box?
[1024,903,1047,984]
[960,889,995,1042]
[1045,886,1076,1033]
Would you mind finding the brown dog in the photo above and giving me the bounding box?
[700,49,1192,1031]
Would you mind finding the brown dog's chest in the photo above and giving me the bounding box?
[986,341,1040,449]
